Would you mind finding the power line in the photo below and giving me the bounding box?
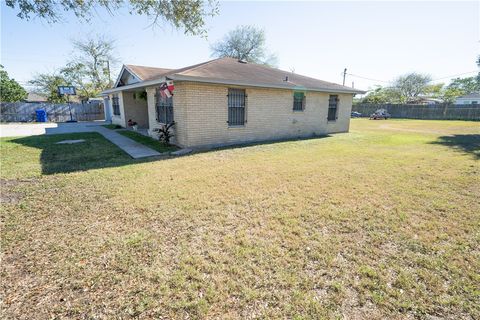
[432,70,478,81]
[346,70,478,84]
[346,73,390,83]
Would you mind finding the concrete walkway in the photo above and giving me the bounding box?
[94,126,161,159]
[0,121,161,159]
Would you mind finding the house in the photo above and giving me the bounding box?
[101,57,365,148]
[411,95,444,105]
[24,92,48,103]
[455,93,480,105]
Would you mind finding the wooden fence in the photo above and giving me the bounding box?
[352,104,480,121]
[0,102,104,122]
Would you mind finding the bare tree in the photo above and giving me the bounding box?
[211,25,277,66]
[61,36,118,100]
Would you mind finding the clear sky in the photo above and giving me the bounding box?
[1,1,478,93]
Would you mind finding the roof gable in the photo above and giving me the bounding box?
[114,64,173,88]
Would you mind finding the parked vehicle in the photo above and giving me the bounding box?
[351,111,362,118]
[370,109,391,120]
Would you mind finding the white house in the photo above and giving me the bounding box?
[455,93,480,105]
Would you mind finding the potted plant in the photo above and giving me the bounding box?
[127,119,138,131]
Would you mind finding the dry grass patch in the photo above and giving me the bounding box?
[1,119,479,319]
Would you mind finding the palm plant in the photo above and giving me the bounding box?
[153,122,175,145]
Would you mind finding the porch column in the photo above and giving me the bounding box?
[103,95,111,122]
[146,87,157,137]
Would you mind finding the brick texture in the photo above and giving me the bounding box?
[121,81,353,148]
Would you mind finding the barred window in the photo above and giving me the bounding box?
[155,89,174,124]
[112,94,120,115]
[228,88,246,126]
[328,95,338,121]
[293,92,305,111]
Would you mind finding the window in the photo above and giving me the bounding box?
[228,88,246,126]
[472,101,478,105]
[293,92,306,111]
[155,88,174,124]
[328,95,338,121]
[112,94,120,115]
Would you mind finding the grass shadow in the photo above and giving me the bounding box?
[7,132,153,175]
[4,132,333,176]
[430,134,480,159]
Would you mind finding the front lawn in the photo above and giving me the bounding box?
[117,130,178,153]
[1,119,479,319]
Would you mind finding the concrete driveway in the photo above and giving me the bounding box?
[0,121,105,137]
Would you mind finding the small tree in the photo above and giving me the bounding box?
[29,72,69,103]
[211,25,277,66]
[0,65,27,102]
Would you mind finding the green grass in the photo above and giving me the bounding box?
[1,119,479,319]
[0,132,132,177]
[117,130,178,153]
[102,124,122,130]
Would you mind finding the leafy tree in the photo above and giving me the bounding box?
[445,77,480,94]
[424,83,444,98]
[361,86,400,104]
[442,87,465,104]
[29,72,70,103]
[5,0,219,36]
[392,73,432,103]
[0,65,27,102]
[61,36,118,100]
[441,76,480,103]
[211,25,277,65]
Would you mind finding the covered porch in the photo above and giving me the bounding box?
[121,89,150,130]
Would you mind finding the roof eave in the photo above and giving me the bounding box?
[101,77,166,95]
[102,74,366,95]
[170,75,366,94]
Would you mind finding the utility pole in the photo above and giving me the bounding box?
[342,68,347,86]
[102,60,112,87]
[106,60,112,87]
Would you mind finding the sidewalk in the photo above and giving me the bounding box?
[94,127,161,159]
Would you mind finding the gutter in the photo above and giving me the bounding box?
[102,75,366,95]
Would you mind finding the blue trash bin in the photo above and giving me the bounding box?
[35,109,47,122]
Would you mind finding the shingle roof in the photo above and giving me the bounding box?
[124,64,172,81]
[457,93,480,99]
[110,58,364,94]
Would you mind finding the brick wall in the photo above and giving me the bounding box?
[142,81,353,148]
[178,82,353,148]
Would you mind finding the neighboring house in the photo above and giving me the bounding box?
[412,96,444,105]
[455,93,480,105]
[24,92,48,103]
[102,57,364,148]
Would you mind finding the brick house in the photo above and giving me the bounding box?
[102,57,364,148]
